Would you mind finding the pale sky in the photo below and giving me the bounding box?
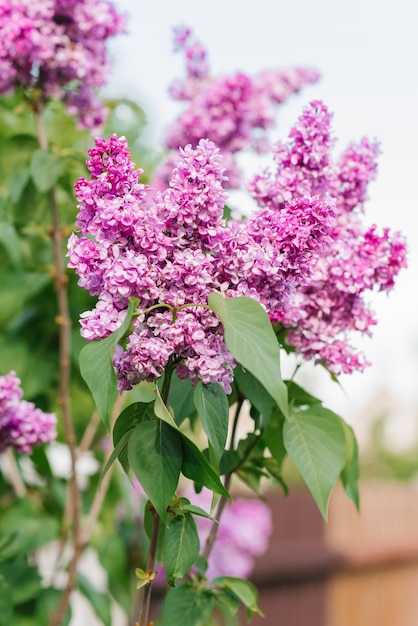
[105,0,418,444]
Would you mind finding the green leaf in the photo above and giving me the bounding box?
[340,420,360,509]
[236,462,268,495]
[287,380,321,407]
[161,584,215,626]
[181,435,230,499]
[0,272,25,324]
[109,401,155,476]
[193,555,209,578]
[212,576,263,616]
[0,335,53,399]
[127,380,156,404]
[79,297,139,428]
[76,572,111,626]
[127,420,183,522]
[235,366,275,427]
[0,223,23,266]
[79,331,118,430]
[0,562,42,605]
[262,407,287,468]
[181,503,213,520]
[154,386,179,429]
[0,531,21,563]
[0,576,13,626]
[22,272,51,301]
[154,389,230,499]
[113,402,154,445]
[30,149,64,192]
[283,406,347,519]
[101,429,132,482]
[167,372,196,425]
[165,513,200,586]
[96,535,130,612]
[134,567,157,589]
[0,501,59,556]
[208,292,288,418]
[215,590,241,617]
[194,381,229,468]
[8,166,30,204]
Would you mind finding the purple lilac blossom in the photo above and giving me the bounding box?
[0,371,56,454]
[152,26,319,191]
[68,135,334,392]
[250,100,407,375]
[0,0,124,130]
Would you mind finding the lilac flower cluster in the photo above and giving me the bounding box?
[0,0,124,130]
[0,371,56,454]
[153,26,319,190]
[181,486,273,581]
[68,135,334,392]
[250,101,407,374]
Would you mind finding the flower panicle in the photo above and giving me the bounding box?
[0,371,56,454]
[0,0,125,130]
[68,134,336,392]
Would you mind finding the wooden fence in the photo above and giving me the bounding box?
[248,482,418,626]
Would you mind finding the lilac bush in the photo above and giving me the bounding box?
[0,7,409,626]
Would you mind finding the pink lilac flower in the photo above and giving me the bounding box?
[181,486,272,581]
[0,0,124,130]
[153,26,319,190]
[68,135,334,392]
[249,100,336,208]
[217,196,336,312]
[335,137,380,212]
[251,101,407,374]
[172,25,209,82]
[0,371,56,454]
[155,141,228,249]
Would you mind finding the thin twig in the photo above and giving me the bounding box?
[33,103,82,626]
[136,512,161,626]
[78,410,101,453]
[83,394,125,541]
[4,448,27,498]
[56,409,100,561]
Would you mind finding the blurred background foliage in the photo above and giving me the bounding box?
[0,90,157,625]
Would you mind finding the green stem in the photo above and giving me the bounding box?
[136,510,161,626]
[229,395,245,450]
[139,302,175,317]
[160,358,175,405]
[137,301,210,320]
[176,302,210,313]
[202,395,245,562]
